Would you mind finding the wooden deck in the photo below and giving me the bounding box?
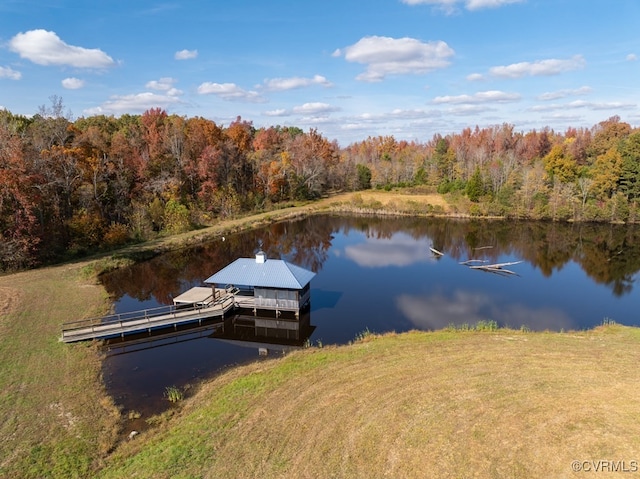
[60,287,238,343]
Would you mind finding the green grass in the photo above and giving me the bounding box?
[0,265,120,479]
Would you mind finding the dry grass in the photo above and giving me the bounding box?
[352,190,450,210]
[98,327,640,479]
[3,190,639,478]
[0,263,120,479]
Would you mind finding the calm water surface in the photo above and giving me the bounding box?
[100,215,640,418]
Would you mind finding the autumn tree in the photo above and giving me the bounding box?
[618,131,640,199]
[0,120,40,269]
[543,144,577,184]
[591,148,623,199]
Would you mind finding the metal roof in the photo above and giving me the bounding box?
[204,257,315,290]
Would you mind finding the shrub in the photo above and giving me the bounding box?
[103,223,130,248]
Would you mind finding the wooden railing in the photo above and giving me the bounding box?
[61,286,239,339]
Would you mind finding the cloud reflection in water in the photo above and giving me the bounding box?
[343,233,436,268]
[395,290,576,331]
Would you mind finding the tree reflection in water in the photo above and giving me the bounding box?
[99,215,640,419]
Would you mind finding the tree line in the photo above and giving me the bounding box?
[1,95,639,270]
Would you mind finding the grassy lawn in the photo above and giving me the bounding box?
[97,327,640,478]
[2,189,639,478]
[0,263,120,478]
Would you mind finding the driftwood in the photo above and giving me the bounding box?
[459,259,489,265]
[429,247,444,256]
[468,260,523,276]
[473,245,494,250]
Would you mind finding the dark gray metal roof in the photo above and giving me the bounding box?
[204,257,315,289]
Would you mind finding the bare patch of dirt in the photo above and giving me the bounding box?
[0,286,22,317]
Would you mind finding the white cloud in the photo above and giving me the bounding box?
[433,90,521,104]
[197,82,265,102]
[264,109,288,117]
[489,55,586,78]
[61,77,84,89]
[448,104,497,116]
[334,35,454,82]
[389,108,432,119]
[531,100,636,112]
[400,0,523,13]
[292,102,339,115]
[0,66,21,80]
[262,74,332,91]
[466,72,485,81]
[465,0,523,9]
[175,49,198,60]
[537,86,592,101]
[627,53,637,61]
[84,92,183,115]
[9,29,115,68]
[145,77,183,96]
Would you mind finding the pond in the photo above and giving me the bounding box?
[100,214,640,420]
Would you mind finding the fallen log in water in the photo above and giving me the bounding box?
[471,266,518,276]
[459,259,489,265]
[468,260,523,276]
[429,247,444,256]
[469,261,523,269]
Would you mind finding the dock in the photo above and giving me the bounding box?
[60,287,238,343]
[62,253,317,344]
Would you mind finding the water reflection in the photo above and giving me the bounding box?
[102,308,314,420]
[343,232,436,267]
[396,291,575,331]
[100,215,640,418]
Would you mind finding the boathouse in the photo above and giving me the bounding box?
[204,251,315,316]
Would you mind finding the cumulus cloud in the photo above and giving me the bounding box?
[9,29,115,68]
[262,74,332,91]
[334,35,454,82]
[145,77,183,96]
[489,55,586,78]
[175,49,198,60]
[61,77,84,89]
[389,108,433,119]
[466,72,485,81]
[537,86,592,101]
[400,0,522,13]
[465,0,522,9]
[197,82,265,102]
[531,100,636,112]
[0,66,21,80]
[84,92,183,115]
[433,90,521,104]
[448,104,497,116]
[264,109,288,117]
[292,102,339,115]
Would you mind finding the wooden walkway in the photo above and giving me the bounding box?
[61,288,238,343]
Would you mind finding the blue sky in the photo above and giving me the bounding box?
[1,0,638,145]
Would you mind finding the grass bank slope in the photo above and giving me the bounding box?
[0,189,446,478]
[99,327,640,479]
[0,263,120,479]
